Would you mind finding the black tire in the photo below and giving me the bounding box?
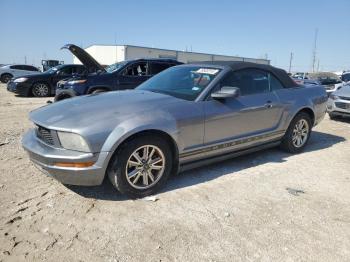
[91,89,107,94]
[328,112,338,120]
[1,73,13,83]
[107,135,173,198]
[54,94,72,102]
[280,112,312,153]
[32,83,50,97]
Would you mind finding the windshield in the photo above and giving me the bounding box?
[137,66,220,101]
[105,61,128,73]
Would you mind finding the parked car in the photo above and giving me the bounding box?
[7,64,87,97]
[22,61,327,198]
[54,44,182,101]
[0,64,40,83]
[327,84,350,119]
[341,72,350,83]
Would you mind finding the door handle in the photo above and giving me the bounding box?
[264,101,273,108]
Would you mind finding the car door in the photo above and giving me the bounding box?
[204,68,284,148]
[117,61,150,90]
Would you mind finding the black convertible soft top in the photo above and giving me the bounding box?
[195,61,297,88]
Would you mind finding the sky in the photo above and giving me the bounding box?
[1,0,349,72]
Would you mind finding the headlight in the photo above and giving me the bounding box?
[67,79,87,85]
[330,94,339,100]
[14,77,28,83]
[57,131,90,152]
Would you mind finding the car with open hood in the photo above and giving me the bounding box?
[22,61,327,198]
[54,44,182,101]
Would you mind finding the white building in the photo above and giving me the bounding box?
[73,44,270,66]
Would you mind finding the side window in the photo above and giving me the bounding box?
[123,62,148,76]
[220,69,269,96]
[75,66,86,74]
[10,65,23,70]
[23,65,39,71]
[269,74,284,90]
[58,67,72,75]
[150,62,171,75]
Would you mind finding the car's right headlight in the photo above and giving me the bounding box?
[57,131,90,152]
[14,77,28,83]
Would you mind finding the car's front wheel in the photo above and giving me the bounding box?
[281,112,312,153]
[32,83,50,97]
[107,135,173,198]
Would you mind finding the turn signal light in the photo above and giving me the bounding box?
[54,162,95,168]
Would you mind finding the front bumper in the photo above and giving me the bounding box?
[7,81,31,96]
[22,129,109,186]
[327,98,350,117]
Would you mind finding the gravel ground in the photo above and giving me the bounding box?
[0,84,349,262]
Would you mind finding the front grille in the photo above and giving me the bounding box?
[36,125,54,145]
[335,102,350,110]
[339,96,350,101]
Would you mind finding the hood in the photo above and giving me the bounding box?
[61,44,105,73]
[334,85,350,97]
[29,90,180,133]
[12,72,50,80]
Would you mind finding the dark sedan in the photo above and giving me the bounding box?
[7,64,86,97]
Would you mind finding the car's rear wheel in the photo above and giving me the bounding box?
[107,135,173,198]
[281,112,312,153]
[32,83,50,97]
[1,73,13,83]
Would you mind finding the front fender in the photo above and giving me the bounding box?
[100,109,179,157]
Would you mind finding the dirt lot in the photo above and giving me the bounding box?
[0,84,349,262]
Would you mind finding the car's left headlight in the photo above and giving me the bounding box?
[57,131,90,152]
[14,77,28,83]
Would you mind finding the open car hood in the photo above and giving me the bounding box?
[61,44,105,73]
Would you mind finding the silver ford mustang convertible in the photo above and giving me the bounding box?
[22,62,327,198]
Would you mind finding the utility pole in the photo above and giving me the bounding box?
[311,28,318,73]
[24,56,27,65]
[288,52,293,73]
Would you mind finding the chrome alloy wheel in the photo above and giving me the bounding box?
[125,145,165,189]
[33,83,49,96]
[292,119,309,148]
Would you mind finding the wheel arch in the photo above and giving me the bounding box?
[87,86,112,94]
[294,107,315,126]
[0,72,13,78]
[105,129,180,176]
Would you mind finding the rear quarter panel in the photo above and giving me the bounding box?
[275,85,327,130]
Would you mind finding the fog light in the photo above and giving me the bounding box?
[54,162,95,168]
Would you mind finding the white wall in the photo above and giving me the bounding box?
[73,45,270,66]
[73,45,125,66]
[125,46,177,60]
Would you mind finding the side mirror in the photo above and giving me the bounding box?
[211,86,240,99]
